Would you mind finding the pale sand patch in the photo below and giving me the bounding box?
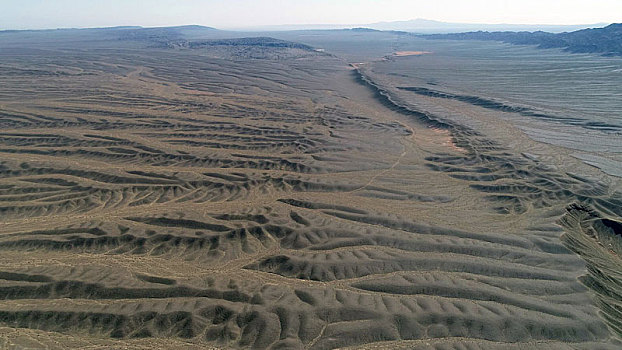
[428,127,467,153]
[393,51,432,57]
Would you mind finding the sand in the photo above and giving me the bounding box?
[393,51,432,56]
[0,28,620,349]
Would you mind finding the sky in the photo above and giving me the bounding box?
[1,0,621,30]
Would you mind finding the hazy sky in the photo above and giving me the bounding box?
[1,0,621,30]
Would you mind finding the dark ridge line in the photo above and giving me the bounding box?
[398,86,622,132]
[125,217,232,232]
[125,170,179,180]
[135,274,176,285]
[0,271,53,283]
[211,213,269,225]
[350,281,577,319]
[351,68,456,131]
[0,148,318,173]
[246,252,568,282]
[0,167,179,185]
[277,198,368,215]
[289,211,311,226]
[0,229,262,256]
[320,210,535,250]
[203,172,249,182]
[3,227,108,238]
[0,310,199,339]
[0,280,252,303]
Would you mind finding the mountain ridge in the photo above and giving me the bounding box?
[213,19,607,33]
[422,23,622,56]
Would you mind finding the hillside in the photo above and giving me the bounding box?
[423,23,622,56]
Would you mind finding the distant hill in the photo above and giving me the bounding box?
[423,23,622,56]
[114,25,220,41]
[0,25,229,49]
[233,19,607,34]
[366,18,606,34]
[155,37,314,50]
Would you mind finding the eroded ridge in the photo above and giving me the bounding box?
[0,203,615,349]
[354,65,622,347]
[0,30,620,349]
[559,204,622,337]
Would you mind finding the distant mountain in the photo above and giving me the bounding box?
[0,25,230,50]
[230,23,350,31]
[2,21,610,36]
[233,19,607,34]
[0,25,143,33]
[423,23,622,56]
[365,18,607,34]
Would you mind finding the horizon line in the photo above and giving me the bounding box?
[0,18,614,32]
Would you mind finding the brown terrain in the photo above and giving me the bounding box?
[392,51,432,56]
[0,27,620,349]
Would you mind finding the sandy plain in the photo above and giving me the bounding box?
[0,27,620,349]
